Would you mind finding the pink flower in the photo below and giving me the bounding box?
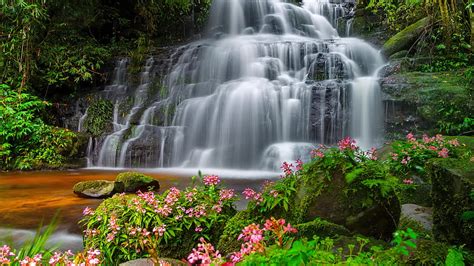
[203,175,221,186]
[187,238,222,264]
[429,146,437,151]
[82,207,94,216]
[238,223,263,244]
[295,159,303,171]
[338,137,358,151]
[406,133,416,142]
[391,153,398,160]
[311,150,325,159]
[368,147,377,160]
[448,139,460,146]
[153,224,167,236]
[270,190,279,198]
[438,148,449,158]
[219,189,235,201]
[281,162,294,177]
[195,226,203,232]
[403,179,414,185]
[242,188,256,200]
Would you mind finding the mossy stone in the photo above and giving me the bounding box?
[115,172,160,192]
[290,162,400,240]
[382,17,430,56]
[295,218,351,239]
[73,180,124,198]
[429,157,474,249]
[217,210,259,255]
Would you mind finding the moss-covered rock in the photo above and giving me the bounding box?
[115,172,160,192]
[73,180,124,198]
[83,99,113,137]
[382,17,430,57]
[382,71,474,137]
[295,218,351,239]
[217,210,259,255]
[429,157,474,249]
[289,162,400,241]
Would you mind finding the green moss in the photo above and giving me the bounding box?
[385,71,473,135]
[115,172,160,192]
[429,158,474,248]
[217,210,259,255]
[407,239,450,265]
[383,17,430,56]
[295,218,351,239]
[84,99,113,136]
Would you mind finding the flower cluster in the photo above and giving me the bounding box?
[49,250,74,265]
[81,174,238,264]
[338,137,358,151]
[203,175,220,186]
[242,188,263,204]
[231,217,298,263]
[187,238,223,265]
[0,245,100,266]
[389,133,464,177]
[280,159,304,178]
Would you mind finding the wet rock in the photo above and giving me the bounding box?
[401,204,433,231]
[115,172,160,192]
[429,156,474,249]
[73,180,124,198]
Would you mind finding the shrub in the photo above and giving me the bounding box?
[0,84,77,170]
[80,174,237,264]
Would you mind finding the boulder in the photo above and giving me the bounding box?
[295,218,351,239]
[401,204,433,231]
[429,157,474,249]
[73,180,124,198]
[115,172,160,192]
[382,17,430,57]
[289,164,401,241]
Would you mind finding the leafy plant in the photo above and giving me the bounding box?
[80,173,238,264]
[388,133,471,180]
[0,84,76,170]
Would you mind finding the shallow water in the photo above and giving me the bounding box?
[0,169,275,249]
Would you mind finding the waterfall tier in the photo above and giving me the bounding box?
[84,0,384,171]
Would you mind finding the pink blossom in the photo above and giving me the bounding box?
[391,153,398,160]
[280,162,294,177]
[311,150,325,159]
[448,139,460,146]
[153,224,167,236]
[238,223,263,244]
[187,238,222,265]
[295,159,303,171]
[338,137,358,151]
[406,133,416,142]
[195,226,203,232]
[270,190,279,198]
[242,188,256,200]
[438,148,449,158]
[429,146,437,151]
[219,189,235,201]
[368,147,377,160]
[203,175,221,186]
[403,179,414,185]
[82,207,94,216]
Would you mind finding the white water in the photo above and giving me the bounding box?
[88,0,384,171]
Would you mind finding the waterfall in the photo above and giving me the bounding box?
[90,0,384,171]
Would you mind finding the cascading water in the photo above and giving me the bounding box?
[90,0,385,171]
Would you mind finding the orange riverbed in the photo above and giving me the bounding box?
[0,169,269,234]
